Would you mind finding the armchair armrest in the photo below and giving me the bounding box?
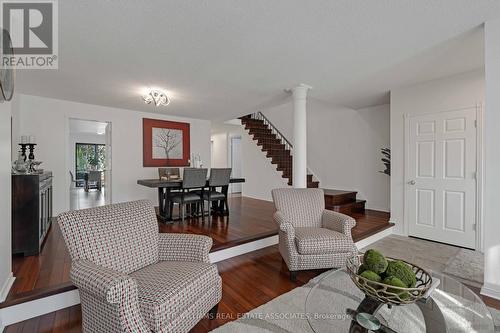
[322,209,356,237]
[274,211,295,234]
[70,260,137,304]
[158,233,212,263]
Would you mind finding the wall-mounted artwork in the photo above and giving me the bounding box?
[143,118,190,167]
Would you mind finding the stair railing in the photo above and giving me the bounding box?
[249,112,293,152]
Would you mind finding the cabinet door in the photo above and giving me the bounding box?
[39,191,44,240]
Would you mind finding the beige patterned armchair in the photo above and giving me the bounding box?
[272,188,358,280]
[58,200,221,333]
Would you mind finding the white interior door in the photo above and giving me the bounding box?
[230,136,242,193]
[407,108,477,249]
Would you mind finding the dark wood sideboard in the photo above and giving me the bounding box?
[12,172,53,256]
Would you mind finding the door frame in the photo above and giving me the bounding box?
[228,135,242,194]
[65,117,113,211]
[403,104,484,251]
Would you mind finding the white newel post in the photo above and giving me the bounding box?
[291,84,311,188]
[482,19,500,300]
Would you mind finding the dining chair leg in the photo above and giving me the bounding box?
[181,203,185,222]
[224,198,229,216]
[201,200,205,222]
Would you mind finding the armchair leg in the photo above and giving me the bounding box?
[208,303,219,320]
[289,271,298,282]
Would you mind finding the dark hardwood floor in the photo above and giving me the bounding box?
[6,244,500,333]
[4,196,279,305]
[3,196,394,332]
[5,196,390,304]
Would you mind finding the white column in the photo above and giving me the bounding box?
[291,84,312,188]
[482,20,500,300]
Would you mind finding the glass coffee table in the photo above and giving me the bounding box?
[305,269,494,332]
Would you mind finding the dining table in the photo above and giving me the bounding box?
[137,177,245,221]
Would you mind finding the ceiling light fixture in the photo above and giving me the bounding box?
[142,89,170,107]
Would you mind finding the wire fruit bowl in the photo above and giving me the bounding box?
[346,254,433,305]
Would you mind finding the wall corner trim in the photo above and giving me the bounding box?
[481,282,500,301]
[0,274,15,303]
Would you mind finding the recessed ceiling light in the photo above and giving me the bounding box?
[142,89,170,107]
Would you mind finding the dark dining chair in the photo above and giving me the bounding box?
[85,171,102,192]
[203,168,232,219]
[170,168,208,221]
[69,171,78,189]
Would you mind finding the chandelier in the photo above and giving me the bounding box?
[142,89,170,106]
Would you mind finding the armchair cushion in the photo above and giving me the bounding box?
[294,227,355,255]
[158,233,212,263]
[130,261,221,332]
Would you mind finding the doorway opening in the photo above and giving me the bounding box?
[69,119,112,210]
[230,136,242,194]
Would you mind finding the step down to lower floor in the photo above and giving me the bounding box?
[323,189,366,216]
[328,199,366,215]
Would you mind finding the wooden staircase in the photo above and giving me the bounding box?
[240,113,366,216]
[240,115,319,188]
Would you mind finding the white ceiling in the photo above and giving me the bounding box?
[16,0,499,120]
[69,119,107,135]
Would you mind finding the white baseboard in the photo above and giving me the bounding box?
[0,226,394,328]
[209,235,278,263]
[0,273,15,303]
[364,205,390,213]
[0,289,80,329]
[481,282,500,300]
[355,225,394,250]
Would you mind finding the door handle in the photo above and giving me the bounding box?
[407,180,416,185]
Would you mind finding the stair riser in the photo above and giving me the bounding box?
[324,192,357,206]
[271,157,292,164]
[248,129,273,136]
[258,142,285,150]
[326,200,366,216]
[265,150,291,158]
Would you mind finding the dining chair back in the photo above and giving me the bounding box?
[182,168,208,189]
[208,168,232,187]
[88,171,102,182]
[69,171,77,189]
[86,171,102,192]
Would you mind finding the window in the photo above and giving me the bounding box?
[75,143,106,186]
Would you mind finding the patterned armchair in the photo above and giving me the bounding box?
[58,200,222,333]
[271,188,358,280]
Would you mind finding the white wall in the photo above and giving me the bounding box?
[68,132,106,176]
[390,70,485,235]
[210,133,229,168]
[13,94,211,215]
[211,123,288,201]
[263,101,391,211]
[0,99,13,303]
[482,20,500,300]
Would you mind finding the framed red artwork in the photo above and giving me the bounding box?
[143,118,190,167]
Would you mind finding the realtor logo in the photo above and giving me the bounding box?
[1,0,58,68]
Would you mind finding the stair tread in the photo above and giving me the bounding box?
[331,199,366,207]
[323,189,358,196]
